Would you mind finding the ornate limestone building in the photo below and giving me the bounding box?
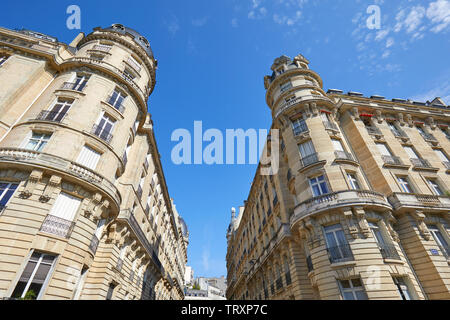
[0,25,188,300]
[226,54,450,300]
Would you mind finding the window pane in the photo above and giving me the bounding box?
[354,290,368,300]
[376,143,391,156]
[343,292,355,300]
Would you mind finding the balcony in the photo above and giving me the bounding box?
[35,110,67,123]
[92,44,112,53]
[379,243,401,260]
[106,95,125,113]
[306,255,314,273]
[334,150,357,163]
[61,81,86,92]
[323,121,339,132]
[91,125,113,144]
[382,155,409,168]
[327,244,354,264]
[365,126,382,136]
[388,192,450,212]
[291,190,390,226]
[410,158,437,171]
[39,214,75,239]
[391,128,408,139]
[89,234,100,254]
[301,153,320,168]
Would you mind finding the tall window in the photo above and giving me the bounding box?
[338,278,368,300]
[393,277,412,300]
[280,81,292,93]
[309,175,329,197]
[292,118,308,135]
[76,145,101,170]
[73,266,88,300]
[368,221,386,245]
[299,140,316,160]
[346,172,361,190]
[108,89,126,111]
[323,224,350,263]
[426,178,443,196]
[0,182,18,210]
[48,192,81,222]
[93,113,115,142]
[331,139,345,152]
[123,68,135,81]
[376,142,393,157]
[435,149,449,163]
[427,225,450,257]
[11,251,56,299]
[403,146,419,159]
[0,55,10,66]
[44,98,73,122]
[397,176,413,193]
[23,132,51,152]
[71,74,89,91]
[106,283,116,300]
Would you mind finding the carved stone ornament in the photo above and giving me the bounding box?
[39,175,62,202]
[343,209,359,239]
[20,170,43,199]
[411,211,431,241]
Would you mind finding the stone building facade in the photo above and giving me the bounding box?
[0,25,188,300]
[226,54,450,300]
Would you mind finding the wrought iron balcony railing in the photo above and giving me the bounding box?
[335,150,356,162]
[40,214,75,239]
[382,155,404,166]
[270,283,275,295]
[419,131,437,142]
[89,234,100,254]
[91,125,113,144]
[301,153,320,167]
[35,110,67,123]
[410,158,432,169]
[326,244,354,263]
[306,255,314,272]
[379,243,401,260]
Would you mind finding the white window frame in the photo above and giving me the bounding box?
[299,140,315,159]
[397,176,412,193]
[331,139,345,152]
[309,175,329,197]
[435,149,449,162]
[76,145,101,170]
[108,89,126,109]
[403,146,419,159]
[346,172,361,190]
[426,178,443,196]
[376,142,392,157]
[338,278,367,300]
[22,132,52,152]
[0,182,19,209]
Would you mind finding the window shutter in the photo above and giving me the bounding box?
[48,192,81,221]
[76,145,101,170]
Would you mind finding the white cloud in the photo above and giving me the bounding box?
[411,79,450,104]
[386,37,394,48]
[273,10,302,25]
[427,0,450,33]
[231,18,239,28]
[192,17,208,27]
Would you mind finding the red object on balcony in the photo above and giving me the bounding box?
[360,113,373,117]
[414,121,424,125]
[320,109,332,114]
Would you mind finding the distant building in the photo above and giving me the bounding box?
[185,276,227,300]
[184,266,194,286]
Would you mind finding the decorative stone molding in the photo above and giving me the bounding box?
[304,217,321,248]
[39,175,61,202]
[397,113,405,126]
[405,114,413,127]
[93,199,110,220]
[411,211,431,241]
[426,117,436,130]
[310,103,318,116]
[351,107,360,120]
[375,110,383,124]
[84,193,102,218]
[354,207,371,238]
[343,209,359,239]
[20,169,43,199]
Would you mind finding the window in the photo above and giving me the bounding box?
[397,176,413,193]
[0,182,18,210]
[368,222,386,245]
[292,118,308,135]
[24,132,51,152]
[108,89,126,111]
[43,98,73,122]
[403,146,419,159]
[323,224,351,263]
[93,113,115,142]
[299,140,316,158]
[435,149,449,162]
[123,68,135,81]
[320,112,331,122]
[393,277,412,300]
[48,192,81,221]
[388,122,404,137]
[280,81,292,93]
[376,142,392,157]
[338,278,368,300]
[106,283,116,300]
[331,139,345,152]
[11,251,56,299]
[309,175,329,197]
[0,55,10,66]
[440,126,450,139]
[73,266,88,300]
[426,179,443,196]
[71,74,89,91]
[346,172,361,190]
[76,145,101,170]
[427,225,450,257]
[127,56,142,72]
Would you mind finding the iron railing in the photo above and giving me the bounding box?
[366,126,382,136]
[40,214,75,238]
[410,158,432,169]
[335,150,355,162]
[419,131,437,142]
[293,121,308,136]
[379,243,401,260]
[326,244,354,263]
[89,234,100,254]
[91,125,113,144]
[382,155,404,166]
[270,283,275,295]
[35,110,67,123]
[301,153,319,167]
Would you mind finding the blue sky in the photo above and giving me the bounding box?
[1,0,449,278]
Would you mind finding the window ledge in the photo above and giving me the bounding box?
[383,258,404,265]
[329,260,357,269]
